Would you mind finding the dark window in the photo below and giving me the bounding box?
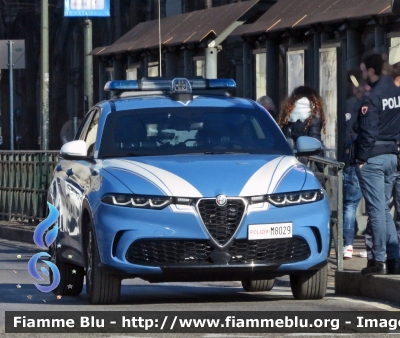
[98,107,293,158]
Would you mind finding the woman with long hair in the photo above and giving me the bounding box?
[278,85,326,147]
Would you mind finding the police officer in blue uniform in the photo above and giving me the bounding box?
[356,54,400,275]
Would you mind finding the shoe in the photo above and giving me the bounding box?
[359,251,367,258]
[343,245,353,259]
[361,261,387,276]
[387,259,400,275]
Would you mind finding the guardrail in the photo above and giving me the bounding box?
[0,151,59,223]
[307,155,345,271]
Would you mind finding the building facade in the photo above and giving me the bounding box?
[1,0,400,153]
[235,0,398,161]
[0,0,250,150]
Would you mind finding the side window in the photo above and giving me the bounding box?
[84,110,100,156]
[77,110,95,141]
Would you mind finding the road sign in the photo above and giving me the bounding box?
[0,40,25,69]
[64,0,110,17]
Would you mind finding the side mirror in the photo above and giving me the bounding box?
[60,140,88,159]
[295,136,323,157]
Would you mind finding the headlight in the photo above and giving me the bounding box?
[101,194,196,209]
[248,189,324,207]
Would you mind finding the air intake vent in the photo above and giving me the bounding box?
[126,240,213,265]
[197,198,245,245]
[229,238,311,264]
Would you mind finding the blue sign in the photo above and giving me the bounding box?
[64,0,110,17]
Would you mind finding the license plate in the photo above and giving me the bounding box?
[248,223,292,240]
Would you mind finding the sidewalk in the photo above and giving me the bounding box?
[1,222,400,304]
[333,236,400,304]
[0,221,38,244]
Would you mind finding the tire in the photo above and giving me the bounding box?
[241,279,275,292]
[49,241,84,296]
[86,221,121,304]
[290,264,328,300]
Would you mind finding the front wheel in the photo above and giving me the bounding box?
[241,279,275,292]
[86,221,121,304]
[49,241,84,296]
[290,264,328,300]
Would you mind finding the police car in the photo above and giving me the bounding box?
[48,77,330,304]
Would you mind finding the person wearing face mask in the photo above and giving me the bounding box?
[355,53,400,275]
[278,85,325,153]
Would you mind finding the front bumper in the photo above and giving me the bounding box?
[92,197,330,281]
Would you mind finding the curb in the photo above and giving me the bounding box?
[335,271,400,304]
[0,225,34,245]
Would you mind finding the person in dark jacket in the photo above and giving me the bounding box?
[355,54,400,275]
[390,66,400,262]
[392,138,400,258]
[278,86,325,168]
[257,95,277,121]
[342,76,365,259]
[278,86,325,148]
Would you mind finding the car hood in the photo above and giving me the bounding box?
[102,154,308,197]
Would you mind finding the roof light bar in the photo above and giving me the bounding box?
[104,80,139,91]
[104,78,236,92]
[206,78,236,89]
[140,79,173,90]
[171,78,192,93]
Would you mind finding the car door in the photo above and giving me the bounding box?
[54,109,98,244]
[66,108,100,243]
[51,110,94,235]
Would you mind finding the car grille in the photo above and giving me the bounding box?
[126,237,310,265]
[197,198,245,245]
[230,238,310,263]
[126,240,213,264]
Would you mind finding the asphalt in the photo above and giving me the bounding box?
[1,221,400,304]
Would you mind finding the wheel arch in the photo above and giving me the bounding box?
[81,198,95,263]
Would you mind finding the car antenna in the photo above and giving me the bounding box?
[158,0,162,77]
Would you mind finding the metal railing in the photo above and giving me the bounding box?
[307,155,345,271]
[0,151,59,223]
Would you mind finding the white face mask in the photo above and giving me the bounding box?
[289,97,312,122]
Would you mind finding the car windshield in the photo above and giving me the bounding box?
[98,106,293,158]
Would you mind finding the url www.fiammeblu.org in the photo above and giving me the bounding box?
[122,316,400,331]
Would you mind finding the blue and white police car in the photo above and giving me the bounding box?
[48,77,330,304]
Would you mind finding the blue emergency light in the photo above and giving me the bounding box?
[104,77,236,92]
